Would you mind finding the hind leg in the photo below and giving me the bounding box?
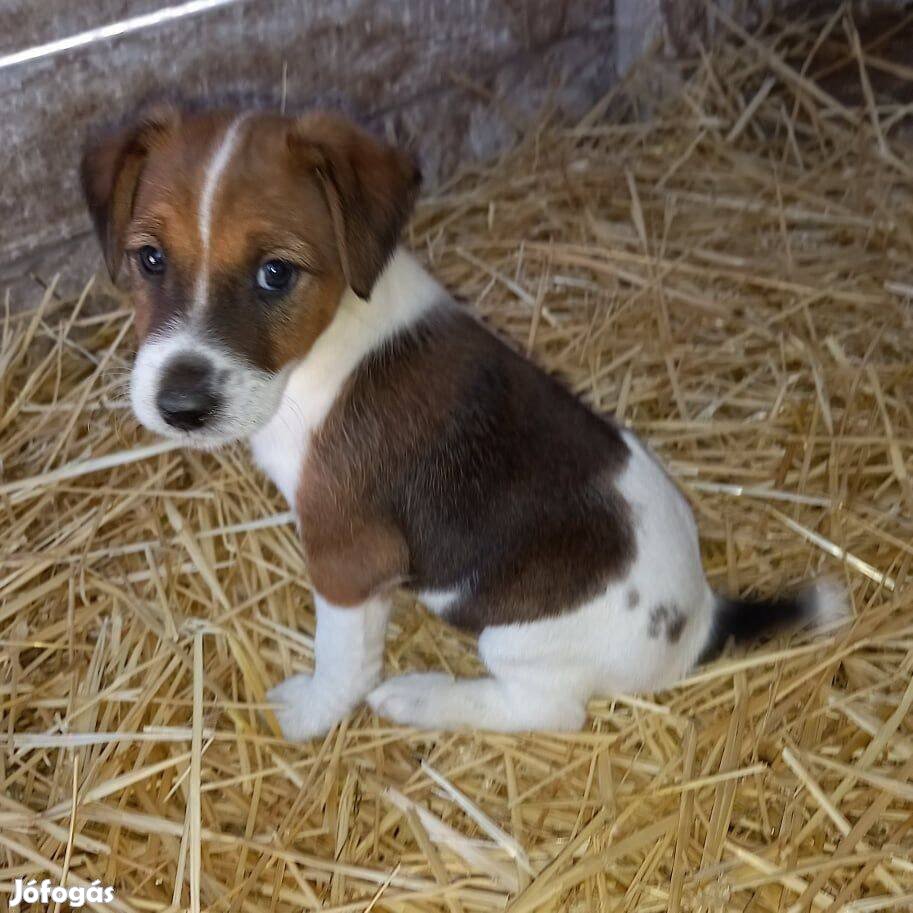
[368,622,591,732]
[368,672,587,731]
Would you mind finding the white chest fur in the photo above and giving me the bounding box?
[249,249,445,508]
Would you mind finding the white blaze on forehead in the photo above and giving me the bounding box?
[192,114,249,316]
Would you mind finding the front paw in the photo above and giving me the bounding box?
[368,672,454,728]
[267,673,349,742]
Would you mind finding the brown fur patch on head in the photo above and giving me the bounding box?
[80,104,180,279]
[288,112,421,299]
[103,110,237,342]
[201,114,349,371]
[81,107,417,369]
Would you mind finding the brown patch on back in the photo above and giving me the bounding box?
[299,307,635,625]
[627,588,640,610]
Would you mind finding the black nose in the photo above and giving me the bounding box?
[156,356,220,431]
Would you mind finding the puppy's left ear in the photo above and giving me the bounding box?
[80,104,179,279]
[289,113,421,299]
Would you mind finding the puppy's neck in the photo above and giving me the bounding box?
[343,246,445,327]
[250,247,446,506]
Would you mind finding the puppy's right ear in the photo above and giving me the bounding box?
[80,105,178,279]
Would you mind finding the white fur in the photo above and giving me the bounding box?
[803,577,850,629]
[130,327,288,449]
[192,115,248,316]
[250,248,446,505]
[268,593,390,739]
[418,588,464,616]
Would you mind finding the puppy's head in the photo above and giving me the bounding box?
[81,106,420,448]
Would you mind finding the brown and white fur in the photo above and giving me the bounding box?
[81,107,845,737]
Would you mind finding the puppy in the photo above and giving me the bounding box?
[81,107,843,736]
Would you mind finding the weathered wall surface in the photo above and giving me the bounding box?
[0,0,613,299]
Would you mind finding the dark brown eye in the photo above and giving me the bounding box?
[256,259,296,293]
[138,245,166,275]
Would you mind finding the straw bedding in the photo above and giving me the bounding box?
[3,9,913,912]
